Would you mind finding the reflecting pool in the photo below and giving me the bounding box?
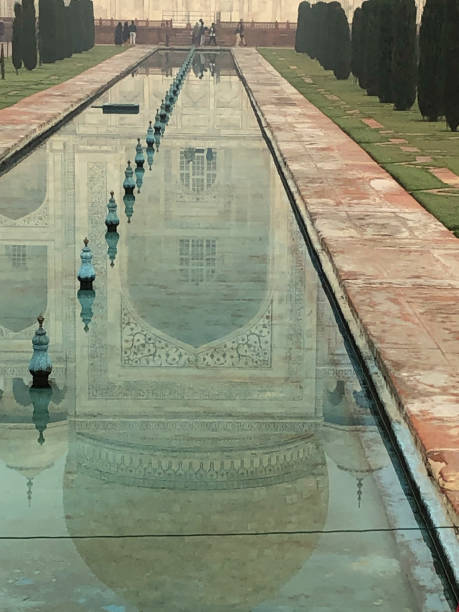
[0,51,455,611]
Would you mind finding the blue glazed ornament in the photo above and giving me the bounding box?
[135,138,145,168]
[146,121,155,146]
[105,191,120,232]
[29,315,52,389]
[123,160,136,195]
[78,238,96,290]
[154,110,162,134]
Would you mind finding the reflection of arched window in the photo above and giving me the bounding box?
[179,239,216,285]
[180,148,217,193]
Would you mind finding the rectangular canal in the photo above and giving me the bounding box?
[0,50,455,611]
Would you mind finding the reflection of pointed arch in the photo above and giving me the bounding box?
[121,293,272,368]
[0,245,47,333]
[0,149,47,222]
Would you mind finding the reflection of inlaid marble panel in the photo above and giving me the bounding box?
[121,297,272,368]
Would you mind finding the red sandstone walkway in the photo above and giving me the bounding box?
[0,46,155,170]
[233,49,459,529]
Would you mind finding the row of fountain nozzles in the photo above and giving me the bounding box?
[146,47,196,150]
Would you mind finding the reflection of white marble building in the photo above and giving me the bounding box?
[0,53,448,612]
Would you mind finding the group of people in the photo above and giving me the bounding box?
[114,21,137,46]
[192,19,217,46]
[191,19,247,47]
[114,18,248,48]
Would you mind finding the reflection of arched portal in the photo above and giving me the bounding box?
[0,245,47,333]
[125,143,270,348]
[0,150,47,221]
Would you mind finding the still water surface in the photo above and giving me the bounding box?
[0,51,454,611]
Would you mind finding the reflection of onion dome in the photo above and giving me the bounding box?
[0,419,68,505]
[64,423,328,610]
[0,379,68,505]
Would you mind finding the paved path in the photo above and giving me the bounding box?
[0,46,155,171]
[233,48,459,526]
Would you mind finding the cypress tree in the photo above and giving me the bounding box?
[39,0,58,63]
[363,0,380,96]
[358,1,369,89]
[303,1,313,56]
[377,0,395,102]
[316,2,329,68]
[418,0,447,121]
[445,0,459,131]
[70,0,84,53]
[295,1,310,53]
[88,0,95,50]
[1,43,5,80]
[64,5,73,57]
[351,7,363,80]
[321,1,340,70]
[81,0,90,51]
[55,0,66,60]
[22,0,37,70]
[332,4,351,80]
[392,0,417,110]
[308,3,321,60]
[12,2,23,73]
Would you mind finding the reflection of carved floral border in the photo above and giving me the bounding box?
[0,201,48,227]
[72,432,324,490]
[121,298,272,369]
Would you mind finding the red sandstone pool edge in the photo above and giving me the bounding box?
[0,46,157,173]
[232,47,458,580]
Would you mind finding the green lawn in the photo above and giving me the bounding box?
[0,46,124,110]
[258,48,459,237]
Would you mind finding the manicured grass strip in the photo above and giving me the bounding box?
[416,191,459,236]
[258,48,459,237]
[0,46,124,110]
[382,163,446,191]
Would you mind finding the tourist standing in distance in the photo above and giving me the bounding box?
[235,19,247,46]
[192,21,200,45]
[129,20,137,45]
[209,23,217,45]
[123,21,129,45]
[114,22,123,45]
[199,19,206,46]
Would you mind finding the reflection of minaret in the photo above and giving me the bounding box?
[0,377,69,507]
